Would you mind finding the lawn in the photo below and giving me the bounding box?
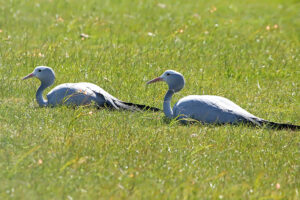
[0,0,299,199]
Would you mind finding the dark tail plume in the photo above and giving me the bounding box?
[114,100,161,112]
[259,120,300,130]
[93,90,161,111]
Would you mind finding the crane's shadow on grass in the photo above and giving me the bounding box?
[39,102,160,113]
[162,117,264,130]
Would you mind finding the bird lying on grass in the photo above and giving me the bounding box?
[23,66,160,111]
[147,70,299,130]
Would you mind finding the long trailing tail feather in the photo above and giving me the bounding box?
[93,90,160,111]
[114,100,161,112]
[258,119,300,130]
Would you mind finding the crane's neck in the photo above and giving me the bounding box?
[163,90,175,119]
[36,82,48,107]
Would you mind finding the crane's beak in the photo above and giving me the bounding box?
[22,73,35,80]
[146,77,163,84]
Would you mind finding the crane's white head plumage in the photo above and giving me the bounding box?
[23,66,55,87]
[147,70,185,92]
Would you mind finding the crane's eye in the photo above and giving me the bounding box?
[38,69,42,72]
[166,73,170,76]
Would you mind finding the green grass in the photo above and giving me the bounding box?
[0,0,299,199]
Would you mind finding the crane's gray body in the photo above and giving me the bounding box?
[173,95,260,124]
[47,82,118,108]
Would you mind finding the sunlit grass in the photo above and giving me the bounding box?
[0,0,299,199]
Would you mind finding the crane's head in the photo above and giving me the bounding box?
[23,66,55,87]
[147,70,185,92]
